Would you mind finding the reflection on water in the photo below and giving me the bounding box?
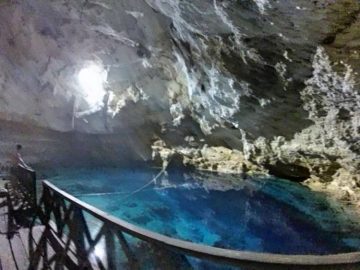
[46,167,360,256]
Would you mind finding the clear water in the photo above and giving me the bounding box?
[45,167,360,256]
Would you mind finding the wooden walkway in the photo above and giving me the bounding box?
[0,181,44,270]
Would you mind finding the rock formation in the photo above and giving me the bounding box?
[0,0,359,207]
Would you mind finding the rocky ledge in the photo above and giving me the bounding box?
[152,138,360,211]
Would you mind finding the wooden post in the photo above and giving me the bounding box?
[31,169,37,209]
[72,206,87,266]
[105,227,118,270]
[117,231,139,270]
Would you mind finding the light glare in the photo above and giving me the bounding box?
[78,64,107,107]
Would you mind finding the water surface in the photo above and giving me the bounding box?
[46,167,360,255]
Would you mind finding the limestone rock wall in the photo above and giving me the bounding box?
[0,0,174,133]
[0,0,359,206]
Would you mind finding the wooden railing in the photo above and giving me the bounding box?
[33,180,360,270]
[9,164,37,210]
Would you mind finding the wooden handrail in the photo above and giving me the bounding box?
[10,164,37,208]
[41,180,360,269]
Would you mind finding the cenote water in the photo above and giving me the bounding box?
[45,167,360,257]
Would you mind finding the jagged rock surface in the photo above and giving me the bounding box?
[0,0,359,207]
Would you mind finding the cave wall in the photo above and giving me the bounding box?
[0,0,174,133]
[0,119,154,170]
[0,0,359,203]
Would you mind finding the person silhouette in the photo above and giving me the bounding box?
[13,144,31,169]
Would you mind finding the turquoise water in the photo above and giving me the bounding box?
[45,167,360,257]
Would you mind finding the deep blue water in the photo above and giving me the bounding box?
[45,167,360,257]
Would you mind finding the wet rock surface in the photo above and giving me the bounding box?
[0,0,359,208]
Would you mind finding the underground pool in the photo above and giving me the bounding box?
[45,167,360,258]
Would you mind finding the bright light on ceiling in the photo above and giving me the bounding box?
[77,64,107,107]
